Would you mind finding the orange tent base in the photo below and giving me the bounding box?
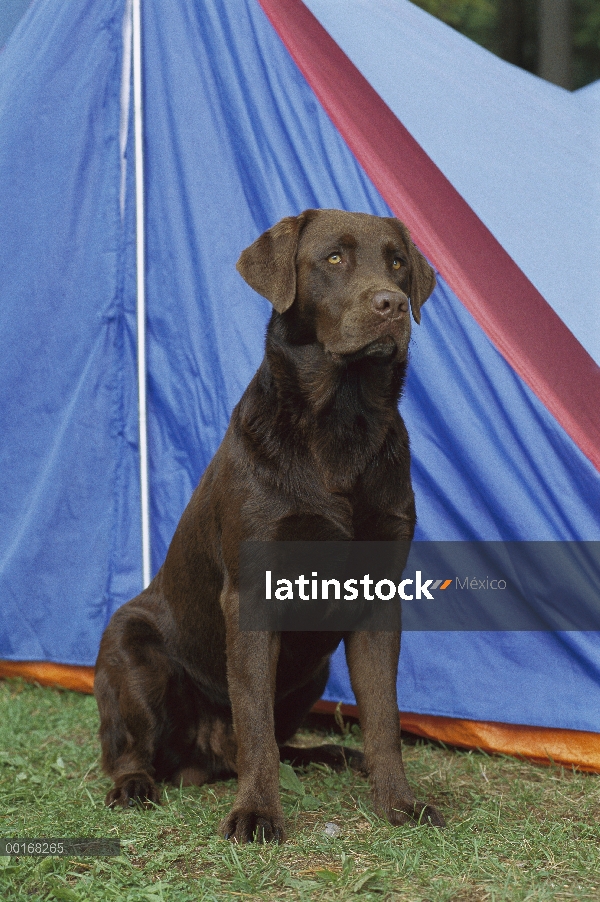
[313,701,600,774]
[2,660,599,773]
[0,660,95,694]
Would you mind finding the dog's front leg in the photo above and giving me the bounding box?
[219,583,284,843]
[345,631,445,827]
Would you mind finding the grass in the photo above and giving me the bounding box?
[1,678,600,901]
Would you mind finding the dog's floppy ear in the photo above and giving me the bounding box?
[407,240,436,325]
[237,213,308,313]
[393,220,436,324]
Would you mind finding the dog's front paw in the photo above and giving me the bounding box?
[219,807,286,843]
[105,774,161,809]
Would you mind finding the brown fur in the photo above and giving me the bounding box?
[94,209,444,841]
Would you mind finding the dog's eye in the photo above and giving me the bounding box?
[392,258,403,270]
[327,253,342,264]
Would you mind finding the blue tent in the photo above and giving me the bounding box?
[1,0,599,765]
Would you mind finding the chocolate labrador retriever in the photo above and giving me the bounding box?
[94,209,444,840]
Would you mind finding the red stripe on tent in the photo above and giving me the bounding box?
[258,0,600,473]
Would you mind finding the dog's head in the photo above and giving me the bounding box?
[237,209,435,361]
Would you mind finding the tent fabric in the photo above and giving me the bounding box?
[0,0,142,665]
[0,0,31,48]
[1,0,600,763]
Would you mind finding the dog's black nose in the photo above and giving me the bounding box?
[371,290,408,317]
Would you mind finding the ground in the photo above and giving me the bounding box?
[1,679,600,901]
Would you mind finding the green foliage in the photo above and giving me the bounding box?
[410,0,600,89]
[2,679,600,901]
[411,0,500,53]
[573,0,600,86]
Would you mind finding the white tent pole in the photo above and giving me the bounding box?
[132,0,151,589]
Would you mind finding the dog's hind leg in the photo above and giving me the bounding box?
[273,663,330,745]
[95,609,175,808]
[171,714,238,788]
[279,743,367,774]
[274,665,367,774]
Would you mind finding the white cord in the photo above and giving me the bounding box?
[132,0,151,589]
